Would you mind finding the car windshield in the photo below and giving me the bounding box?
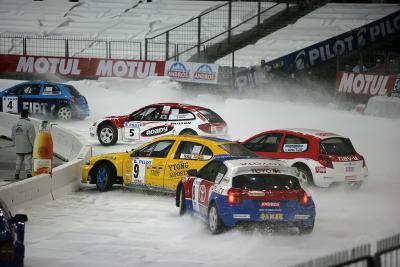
[198,109,224,123]
[219,143,257,157]
[232,174,301,190]
[64,85,82,97]
[320,138,356,155]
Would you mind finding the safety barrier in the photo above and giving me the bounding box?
[0,112,91,212]
[293,233,400,267]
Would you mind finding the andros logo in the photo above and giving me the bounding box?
[194,64,216,81]
[167,62,190,79]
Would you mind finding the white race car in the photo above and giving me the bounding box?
[90,103,228,146]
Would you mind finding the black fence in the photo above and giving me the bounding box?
[293,233,400,267]
[0,34,143,60]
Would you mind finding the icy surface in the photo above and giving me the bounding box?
[1,77,399,266]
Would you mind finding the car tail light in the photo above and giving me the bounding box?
[227,188,242,204]
[357,154,366,167]
[318,154,333,168]
[298,190,309,205]
[198,123,212,133]
[0,240,15,261]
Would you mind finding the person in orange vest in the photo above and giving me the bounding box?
[11,109,36,180]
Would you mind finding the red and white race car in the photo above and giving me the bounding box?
[90,103,228,146]
[241,128,368,189]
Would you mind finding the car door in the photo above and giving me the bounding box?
[2,83,42,114]
[129,140,175,189]
[164,141,214,190]
[192,161,225,217]
[243,132,283,158]
[123,105,172,142]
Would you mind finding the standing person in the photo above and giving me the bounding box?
[11,109,36,180]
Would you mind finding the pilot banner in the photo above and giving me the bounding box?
[164,61,219,84]
[0,55,165,79]
[266,10,400,71]
[336,71,396,96]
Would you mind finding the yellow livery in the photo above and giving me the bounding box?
[82,135,256,193]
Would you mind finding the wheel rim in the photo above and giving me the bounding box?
[99,127,114,144]
[97,167,108,188]
[297,170,309,188]
[209,206,218,232]
[58,107,72,120]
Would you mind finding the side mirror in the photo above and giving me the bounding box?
[187,169,198,177]
[130,150,139,157]
[13,214,28,223]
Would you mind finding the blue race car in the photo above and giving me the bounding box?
[0,199,28,267]
[0,81,89,120]
[176,158,316,234]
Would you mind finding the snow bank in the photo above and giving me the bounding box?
[364,96,400,119]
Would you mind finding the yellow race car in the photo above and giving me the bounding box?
[82,135,257,193]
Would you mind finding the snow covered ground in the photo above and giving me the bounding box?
[2,77,400,266]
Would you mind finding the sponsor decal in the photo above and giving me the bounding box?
[199,184,207,203]
[233,214,251,219]
[294,214,310,220]
[171,121,192,125]
[22,102,56,115]
[240,162,280,166]
[193,64,217,83]
[315,166,326,173]
[260,202,280,208]
[336,72,395,96]
[141,125,174,137]
[251,168,281,174]
[265,11,400,71]
[168,162,189,172]
[0,55,165,79]
[346,166,355,172]
[165,61,219,84]
[166,62,190,79]
[337,155,361,161]
[345,176,357,181]
[283,144,307,152]
[259,213,283,221]
[316,132,336,137]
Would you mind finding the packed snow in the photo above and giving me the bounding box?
[1,77,400,267]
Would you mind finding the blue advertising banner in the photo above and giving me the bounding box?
[265,10,400,71]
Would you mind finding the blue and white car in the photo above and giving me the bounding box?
[0,81,89,120]
[176,158,316,234]
[0,199,28,267]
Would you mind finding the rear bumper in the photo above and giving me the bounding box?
[73,105,90,119]
[313,166,368,187]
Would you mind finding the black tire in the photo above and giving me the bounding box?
[298,221,314,234]
[178,187,186,216]
[56,105,73,121]
[347,181,363,190]
[296,165,313,188]
[98,123,118,146]
[208,203,224,234]
[179,129,197,135]
[94,162,114,192]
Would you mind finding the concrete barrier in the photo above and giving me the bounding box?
[0,112,91,212]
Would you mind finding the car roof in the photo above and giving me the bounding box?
[222,158,298,178]
[154,135,232,144]
[279,128,344,140]
[11,81,67,87]
[145,102,209,111]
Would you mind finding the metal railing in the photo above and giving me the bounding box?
[0,34,142,60]
[144,0,286,62]
[293,233,400,267]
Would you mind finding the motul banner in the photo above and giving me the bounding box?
[336,71,396,96]
[0,55,165,79]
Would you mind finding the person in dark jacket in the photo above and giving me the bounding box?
[11,109,36,180]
